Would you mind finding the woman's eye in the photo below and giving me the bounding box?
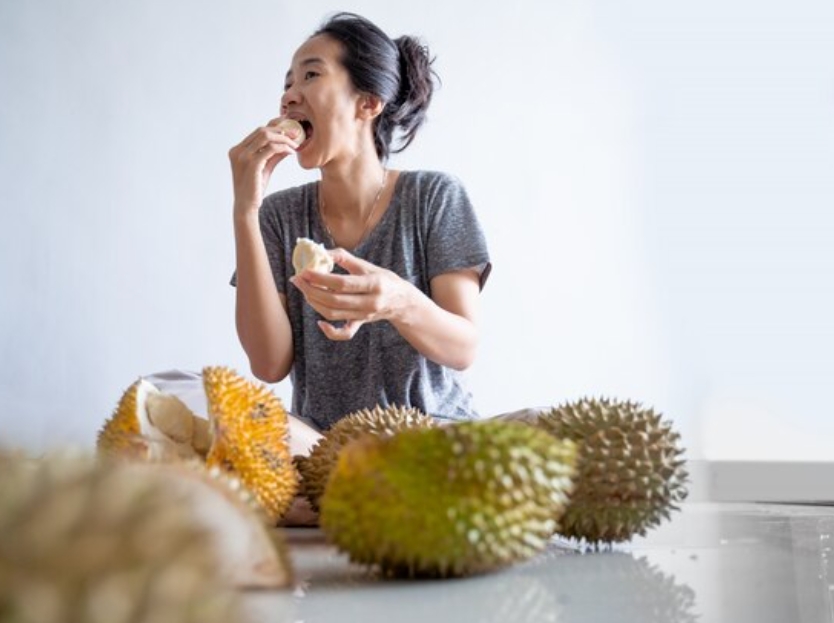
[304,71,319,80]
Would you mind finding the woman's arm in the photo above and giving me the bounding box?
[391,269,481,370]
[228,118,302,382]
[289,249,481,370]
[233,212,294,382]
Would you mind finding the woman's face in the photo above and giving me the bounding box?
[281,35,369,169]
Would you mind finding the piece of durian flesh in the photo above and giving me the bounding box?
[292,237,334,275]
[97,378,208,462]
[275,117,306,146]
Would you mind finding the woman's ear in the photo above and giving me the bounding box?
[357,93,384,120]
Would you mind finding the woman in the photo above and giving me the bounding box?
[229,12,491,430]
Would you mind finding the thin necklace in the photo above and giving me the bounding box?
[319,168,388,249]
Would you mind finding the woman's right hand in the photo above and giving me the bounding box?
[228,118,303,217]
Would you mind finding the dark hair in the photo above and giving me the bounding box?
[313,12,438,161]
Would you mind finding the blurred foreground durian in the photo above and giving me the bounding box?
[203,366,299,523]
[297,404,436,511]
[125,460,294,589]
[0,451,246,623]
[96,378,211,461]
[535,397,688,544]
[320,420,577,578]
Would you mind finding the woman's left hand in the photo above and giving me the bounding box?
[289,248,416,341]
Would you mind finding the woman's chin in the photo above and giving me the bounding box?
[295,151,317,170]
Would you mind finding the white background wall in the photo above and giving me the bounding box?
[1,0,832,460]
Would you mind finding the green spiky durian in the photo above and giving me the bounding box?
[96,378,211,462]
[203,366,299,523]
[320,420,577,578]
[535,397,688,544]
[0,451,245,623]
[297,404,437,511]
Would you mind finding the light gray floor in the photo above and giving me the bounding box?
[242,502,834,622]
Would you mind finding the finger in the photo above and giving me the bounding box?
[235,121,300,153]
[236,125,268,150]
[250,131,300,154]
[329,248,377,276]
[300,270,375,295]
[317,320,364,341]
[291,276,373,320]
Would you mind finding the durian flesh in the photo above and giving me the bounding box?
[536,397,689,544]
[97,378,211,462]
[292,237,334,275]
[320,420,577,578]
[297,404,437,511]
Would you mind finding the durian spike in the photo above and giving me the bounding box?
[297,404,436,512]
[320,420,577,578]
[203,366,299,523]
[536,396,688,545]
[96,379,145,460]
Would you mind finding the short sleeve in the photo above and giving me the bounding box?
[425,174,492,290]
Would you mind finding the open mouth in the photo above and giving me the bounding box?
[297,119,313,149]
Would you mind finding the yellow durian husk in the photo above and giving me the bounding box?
[96,379,199,463]
[203,366,299,523]
[96,379,150,460]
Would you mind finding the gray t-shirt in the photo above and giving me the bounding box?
[233,170,491,430]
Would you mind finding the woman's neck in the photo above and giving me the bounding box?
[319,156,387,221]
[317,153,392,250]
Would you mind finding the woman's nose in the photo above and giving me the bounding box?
[281,85,301,112]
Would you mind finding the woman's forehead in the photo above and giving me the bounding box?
[289,35,342,70]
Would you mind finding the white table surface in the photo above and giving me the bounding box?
[242,501,834,623]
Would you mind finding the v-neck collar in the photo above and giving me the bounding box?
[313,170,407,253]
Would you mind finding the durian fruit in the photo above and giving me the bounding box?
[297,404,436,511]
[96,378,210,461]
[203,366,299,523]
[0,450,246,623]
[320,420,577,578]
[275,117,306,146]
[122,460,294,589]
[535,397,688,544]
[292,237,334,275]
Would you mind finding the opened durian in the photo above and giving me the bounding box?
[97,378,210,462]
[535,397,688,544]
[203,366,299,523]
[0,451,245,623]
[320,420,577,578]
[297,404,436,511]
